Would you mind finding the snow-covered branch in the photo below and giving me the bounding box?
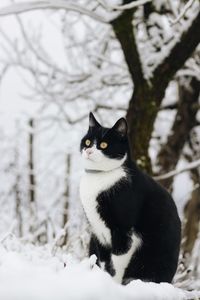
[0,0,107,23]
[97,0,152,11]
[153,8,200,88]
[170,0,196,25]
[154,159,200,181]
[177,48,200,82]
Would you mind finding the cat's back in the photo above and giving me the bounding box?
[128,162,178,210]
[125,162,181,234]
[130,165,181,246]
[123,164,181,282]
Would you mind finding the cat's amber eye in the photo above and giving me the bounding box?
[100,142,108,149]
[85,139,91,146]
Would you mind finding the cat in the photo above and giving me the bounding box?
[80,112,181,284]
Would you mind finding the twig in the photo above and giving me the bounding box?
[170,0,196,25]
[51,222,69,255]
[154,159,200,180]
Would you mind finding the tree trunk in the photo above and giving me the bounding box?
[29,119,35,204]
[61,153,71,246]
[156,78,200,190]
[28,118,36,234]
[111,10,165,173]
[14,149,22,237]
[182,126,200,257]
[183,184,200,256]
[126,86,163,174]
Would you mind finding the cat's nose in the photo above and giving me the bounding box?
[85,148,93,156]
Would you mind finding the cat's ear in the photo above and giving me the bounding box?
[112,118,127,137]
[89,112,101,128]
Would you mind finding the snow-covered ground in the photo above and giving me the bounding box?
[0,235,199,300]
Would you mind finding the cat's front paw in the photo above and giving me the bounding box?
[89,254,97,269]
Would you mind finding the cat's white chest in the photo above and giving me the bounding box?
[80,168,126,245]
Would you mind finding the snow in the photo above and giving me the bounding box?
[0,236,191,300]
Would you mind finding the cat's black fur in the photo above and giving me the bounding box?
[80,113,181,284]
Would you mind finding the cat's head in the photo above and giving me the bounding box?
[80,112,128,171]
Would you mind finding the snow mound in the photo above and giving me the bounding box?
[0,237,194,300]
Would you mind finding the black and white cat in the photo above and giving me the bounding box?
[80,112,181,284]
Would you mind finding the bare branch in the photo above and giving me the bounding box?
[0,0,108,23]
[154,159,200,181]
